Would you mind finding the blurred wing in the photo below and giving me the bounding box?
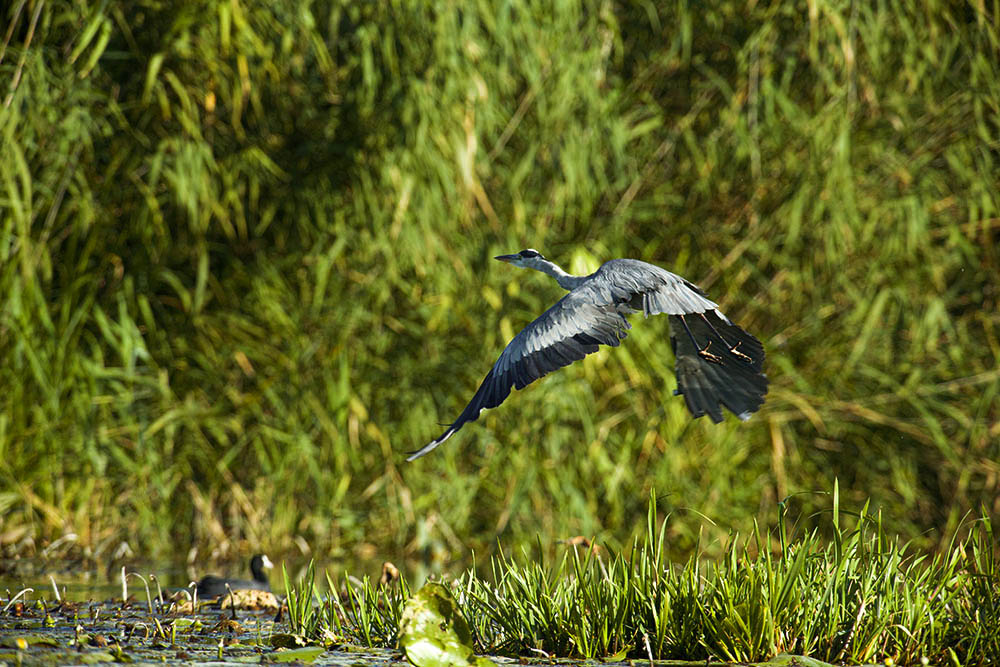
[407,286,630,461]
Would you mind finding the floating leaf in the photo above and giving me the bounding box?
[0,634,60,648]
[76,652,117,664]
[269,646,325,663]
[398,582,493,667]
[270,633,310,649]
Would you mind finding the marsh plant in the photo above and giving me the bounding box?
[291,492,999,664]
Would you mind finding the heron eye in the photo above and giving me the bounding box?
[520,250,540,258]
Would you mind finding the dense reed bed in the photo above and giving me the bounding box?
[1,1,997,573]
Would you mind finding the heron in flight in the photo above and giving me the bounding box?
[407,249,768,461]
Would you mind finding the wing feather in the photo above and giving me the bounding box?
[407,287,629,460]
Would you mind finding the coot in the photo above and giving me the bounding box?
[196,553,274,598]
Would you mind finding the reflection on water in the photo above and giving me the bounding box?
[1,559,195,601]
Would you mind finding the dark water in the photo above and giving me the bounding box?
[0,587,405,666]
[2,558,192,601]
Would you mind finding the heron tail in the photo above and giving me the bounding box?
[406,433,453,461]
[668,311,768,422]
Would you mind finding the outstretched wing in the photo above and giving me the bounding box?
[407,284,631,461]
[409,258,768,461]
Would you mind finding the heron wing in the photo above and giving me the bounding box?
[407,285,630,461]
[595,260,768,422]
[589,258,720,316]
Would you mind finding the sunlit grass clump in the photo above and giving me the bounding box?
[293,492,999,665]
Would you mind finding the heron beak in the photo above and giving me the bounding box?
[495,254,518,263]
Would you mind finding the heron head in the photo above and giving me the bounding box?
[495,248,545,268]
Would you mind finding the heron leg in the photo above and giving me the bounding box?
[698,313,754,364]
[679,314,724,364]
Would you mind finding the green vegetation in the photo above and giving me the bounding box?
[298,494,1000,664]
[1,0,998,578]
[0,583,306,664]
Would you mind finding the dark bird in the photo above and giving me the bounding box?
[408,249,768,461]
[196,553,274,598]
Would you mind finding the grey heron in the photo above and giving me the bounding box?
[408,249,768,461]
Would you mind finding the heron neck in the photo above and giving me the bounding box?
[534,259,586,291]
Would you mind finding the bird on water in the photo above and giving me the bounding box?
[407,249,768,461]
[195,553,274,598]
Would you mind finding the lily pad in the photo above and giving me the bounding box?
[270,633,310,649]
[398,582,494,667]
[0,634,60,648]
[268,645,326,663]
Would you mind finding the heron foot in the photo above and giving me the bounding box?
[698,341,724,364]
[730,341,753,364]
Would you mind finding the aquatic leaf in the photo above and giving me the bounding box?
[111,646,134,663]
[0,634,60,648]
[603,647,630,662]
[269,646,325,663]
[270,633,310,649]
[398,582,493,667]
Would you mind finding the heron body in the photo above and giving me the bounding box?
[408,249,768,461]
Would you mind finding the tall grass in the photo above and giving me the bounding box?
[0,0,997,569]
[296,493,1000,664]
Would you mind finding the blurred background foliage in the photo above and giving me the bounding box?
[1,0,998,575]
